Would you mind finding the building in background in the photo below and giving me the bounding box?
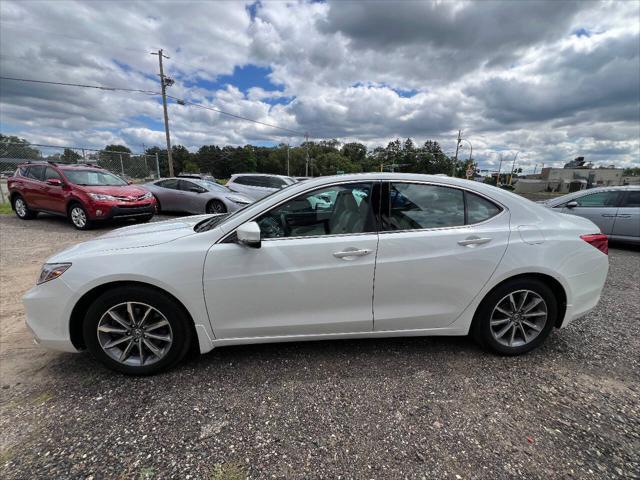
[514,157,626,194]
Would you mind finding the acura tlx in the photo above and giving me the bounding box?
[23,173,609,375]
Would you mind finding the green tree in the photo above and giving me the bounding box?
[0,134,40,159]
[61,148,81,163]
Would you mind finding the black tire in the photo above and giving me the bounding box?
[68,202,92,230]
[206,199,227,214]
[472,278,557,355]
[83,285,192,375]
[12,195,38,220]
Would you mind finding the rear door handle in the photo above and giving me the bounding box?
[616,214,631,218]
[458,236,492,247]
[333,248,373,259]
[602,214,616,217]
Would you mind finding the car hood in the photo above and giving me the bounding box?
[77,185,150,197]
[48,214,212,261]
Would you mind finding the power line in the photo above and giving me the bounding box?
[0,76,307,136]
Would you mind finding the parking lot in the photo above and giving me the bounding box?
[0,213,639,479]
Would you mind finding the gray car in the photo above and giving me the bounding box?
[145,177,254,214]
[543,186,640,244]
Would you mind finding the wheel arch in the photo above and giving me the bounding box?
[473,272,567,329]
[69,280,199,353]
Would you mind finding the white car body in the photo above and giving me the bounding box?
[24,173,608,362]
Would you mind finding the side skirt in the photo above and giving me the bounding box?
[204,327,470,351]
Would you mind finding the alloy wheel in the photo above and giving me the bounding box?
[208,201,225,214]
[71,206,87,228]
[489,289,548,347]
[97,302,173,366]
[15,198,27,217]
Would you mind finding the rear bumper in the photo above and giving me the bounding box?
[560,254,609,328]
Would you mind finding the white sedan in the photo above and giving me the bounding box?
[24,173,609,375]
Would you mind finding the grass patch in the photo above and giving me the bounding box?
[138,467,155,479]
[210,462,246,480]
[31,391,54,405]
[0,202,13,215]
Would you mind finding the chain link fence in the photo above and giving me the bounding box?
[0,142,160,203]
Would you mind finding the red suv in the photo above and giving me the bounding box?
[8,162,156,229]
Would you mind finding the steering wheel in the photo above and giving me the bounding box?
[259,216,286,238]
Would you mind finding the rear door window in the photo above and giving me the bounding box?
[620,191,640,208]
[157,179,179,189]
[385,183,465,230]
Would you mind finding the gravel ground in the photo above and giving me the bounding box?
[0,213,639,479]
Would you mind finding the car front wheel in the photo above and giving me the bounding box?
[83,286,192,375]
[206,200,226,214]
[68,203,92,230]
[472,278,557,355]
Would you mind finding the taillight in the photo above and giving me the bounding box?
[580,234,608,255]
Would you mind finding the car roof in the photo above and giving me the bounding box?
[231,173,292,178]
[17,162,104,171]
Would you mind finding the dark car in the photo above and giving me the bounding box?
[7,162,156,230]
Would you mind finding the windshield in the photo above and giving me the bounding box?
[195,181,297,232]
[200,180,231,193]
[64,169,127,186]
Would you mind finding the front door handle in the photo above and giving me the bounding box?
[458,236,492,247]
[615,214,631,218]
[602,214,616,217]
[333,248,373,259]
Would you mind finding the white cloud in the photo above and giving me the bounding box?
[0,0,638,172]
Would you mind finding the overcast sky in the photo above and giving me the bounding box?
[0,0,638,173]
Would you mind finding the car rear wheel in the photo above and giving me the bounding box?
[206,200,226,214]
[472,278,557,355]
[13,195,37,219]
[68,203,92,230]
[83,286,192,375]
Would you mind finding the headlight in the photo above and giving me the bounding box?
[37,263,71,285]
[88,193,117,201]
[141,191,153,200]
[226,195,251,205]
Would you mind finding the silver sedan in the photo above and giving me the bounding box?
[144,177,254,214]
[543,186,639,244]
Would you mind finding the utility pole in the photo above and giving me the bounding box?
[304,132,310,177]
[451,129,462,177]
[151,49,174,177]
[509,151,520,185]
[286,144,290,177]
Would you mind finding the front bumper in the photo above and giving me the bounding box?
[23,277,79,352]
[89,202,155,221]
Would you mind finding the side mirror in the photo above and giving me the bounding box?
[189,187,203,193]
[236,221,261,248]
[566,201,579,209]
[47,178,63,187]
